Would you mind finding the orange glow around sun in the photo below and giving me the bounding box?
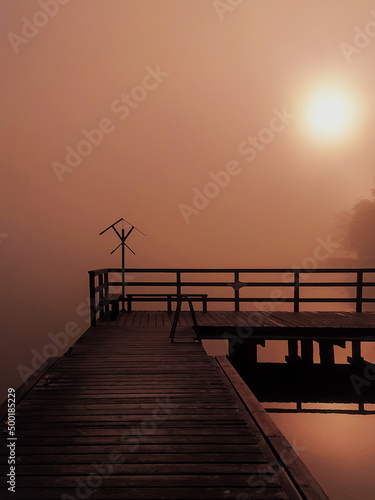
[302,85,357,142]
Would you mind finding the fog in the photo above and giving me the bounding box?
[2,4,375,485]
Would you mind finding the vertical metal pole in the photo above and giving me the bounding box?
[356,271,363,313]
[176,271,181,312]
[234,271,240,312]
[294,272,300,313]
[318,340,335,366]
[89,271,96,327]
[121,228,125,312]
[348,340,362,365]
[301,340,313,365]
[99,274,104,319]
[286,339,299,364]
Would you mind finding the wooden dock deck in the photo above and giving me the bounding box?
[0,324,328,499]
[99,310,375,328]
[99,310,375,339]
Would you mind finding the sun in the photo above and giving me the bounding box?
[304,88,354,139]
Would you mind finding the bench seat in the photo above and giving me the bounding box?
[126,293,207,313]
[99,293,121,320]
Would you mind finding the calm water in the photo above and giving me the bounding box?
[272,411,375,500]
[203,339,375,500]
[1,293,374,499]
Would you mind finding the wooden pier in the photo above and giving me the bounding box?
[0,322,329,499]
[3,267,375,498]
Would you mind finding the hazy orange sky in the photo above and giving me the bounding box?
[2,0,375,385]
[1,2,375,498]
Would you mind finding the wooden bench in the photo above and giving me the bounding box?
[99,293,121,320]
[126,293,208,313]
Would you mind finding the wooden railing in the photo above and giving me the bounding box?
[88,268,375,326]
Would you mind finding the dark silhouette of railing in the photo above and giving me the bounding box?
[88,268,375,326]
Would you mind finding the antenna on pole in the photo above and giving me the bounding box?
[99,218,146,312]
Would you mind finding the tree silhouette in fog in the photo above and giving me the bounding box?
[335,186,375,265]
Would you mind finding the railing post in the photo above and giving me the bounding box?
[98,274,104,319]
[347,340,363,365]
[285,340,299,364]
[104,272,109,297]
[356,271,363,313]
[103,272,109,315]
[301,340,313,365]
[89,271,96,327]
[176,271,181,295]
[294,272,300,313]
[234,271,240,312]
[127,295,132,313]
[203,294,207,313]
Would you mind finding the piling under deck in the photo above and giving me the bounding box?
[0,322,329,499]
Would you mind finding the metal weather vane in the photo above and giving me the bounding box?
[99,218,146,311]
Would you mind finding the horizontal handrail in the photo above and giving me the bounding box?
[89,267,375,274]
[99,280,375,288]
[88,268,375,326]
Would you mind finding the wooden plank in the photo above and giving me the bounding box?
[17,397,235,404]
[216,356,329,500]
[178,311,192,326]
[206,311,227,326]
[95,311,375,330]
[1,435,257,445]
[0,462,274,475]
[161,311,173,326]
[8,474,281,488]
[0,487,289,499]
[155,311,164,327]
[195,311,217,327]
[3,319,335,499]
[13,426,252,437]
[139,311,148,327]
[2,452,268,465]
[0,356,60,422]
[131,311,142,327]
[5,443,261,454]
[13,414,244,424]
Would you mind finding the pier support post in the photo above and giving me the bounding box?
[89,271,96,327]
[301,340,314,365]
[318,341,335,367]
[229,339,264,371]
[347,340,364,366]
[285,340,300,364]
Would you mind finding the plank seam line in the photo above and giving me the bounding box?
[215,356,329,500]
[0,356,61,423]
[215,357,306,499]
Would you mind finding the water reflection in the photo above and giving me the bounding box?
[218,338,375,500]
[227,339,375,413]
